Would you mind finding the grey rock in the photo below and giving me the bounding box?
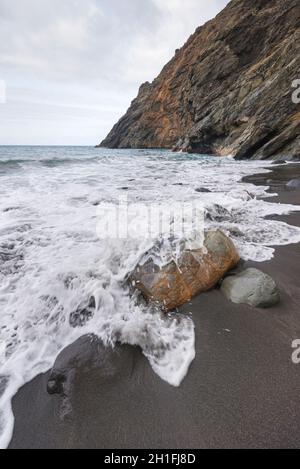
[287,179,300,189]
[195,187,211,193]
[271,159,286,165]
[221,268,280,308]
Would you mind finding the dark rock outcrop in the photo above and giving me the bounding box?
[130,230,240,311]
[99,0,300,160]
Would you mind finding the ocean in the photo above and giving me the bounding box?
[0,146,300,448]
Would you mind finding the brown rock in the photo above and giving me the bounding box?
[98,0,300,160]
[130,230,240,311]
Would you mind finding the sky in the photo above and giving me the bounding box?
[0,0,229,145]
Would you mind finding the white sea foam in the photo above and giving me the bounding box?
[0,147,300,448]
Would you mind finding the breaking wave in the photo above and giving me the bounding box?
[0,146,299,448]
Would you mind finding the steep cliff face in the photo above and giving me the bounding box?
[99,0,300,160]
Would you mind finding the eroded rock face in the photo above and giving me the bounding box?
[99,0,300,161]
[130,230,240,311]
[221,268,280,308]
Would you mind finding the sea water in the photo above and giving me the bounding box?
[0,146,300,448]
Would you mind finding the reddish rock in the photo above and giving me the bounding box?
[130,230,240,311]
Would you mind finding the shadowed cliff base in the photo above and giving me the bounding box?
[9,164,300,449]
[98,0,300,161]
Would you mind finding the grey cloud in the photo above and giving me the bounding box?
[0,0,229,144]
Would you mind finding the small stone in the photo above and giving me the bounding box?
[287,179,300,189]
[195,188,211,193]
[47,376,64,395]
[271,160,286,165]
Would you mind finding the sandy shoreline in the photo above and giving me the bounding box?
[9,163,300,449]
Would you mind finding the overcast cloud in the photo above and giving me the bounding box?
[0,0,229,145]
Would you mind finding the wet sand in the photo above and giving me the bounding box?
[9,164,300,449]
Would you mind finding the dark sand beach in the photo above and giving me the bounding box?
[9,164,300,449]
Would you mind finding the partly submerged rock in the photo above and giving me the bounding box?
[271,160,287,165]
[221,268,280,308]
[287,179,300,189]
[69,296,96,328]
[130,230,240,311]
[47,335,134,397]
[195,187,211,193]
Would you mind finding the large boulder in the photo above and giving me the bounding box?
[130,230,240,311]
[221,268,280,308]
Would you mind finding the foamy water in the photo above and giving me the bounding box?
[0,146,300,448]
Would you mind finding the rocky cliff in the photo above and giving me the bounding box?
[99,0,300,160]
